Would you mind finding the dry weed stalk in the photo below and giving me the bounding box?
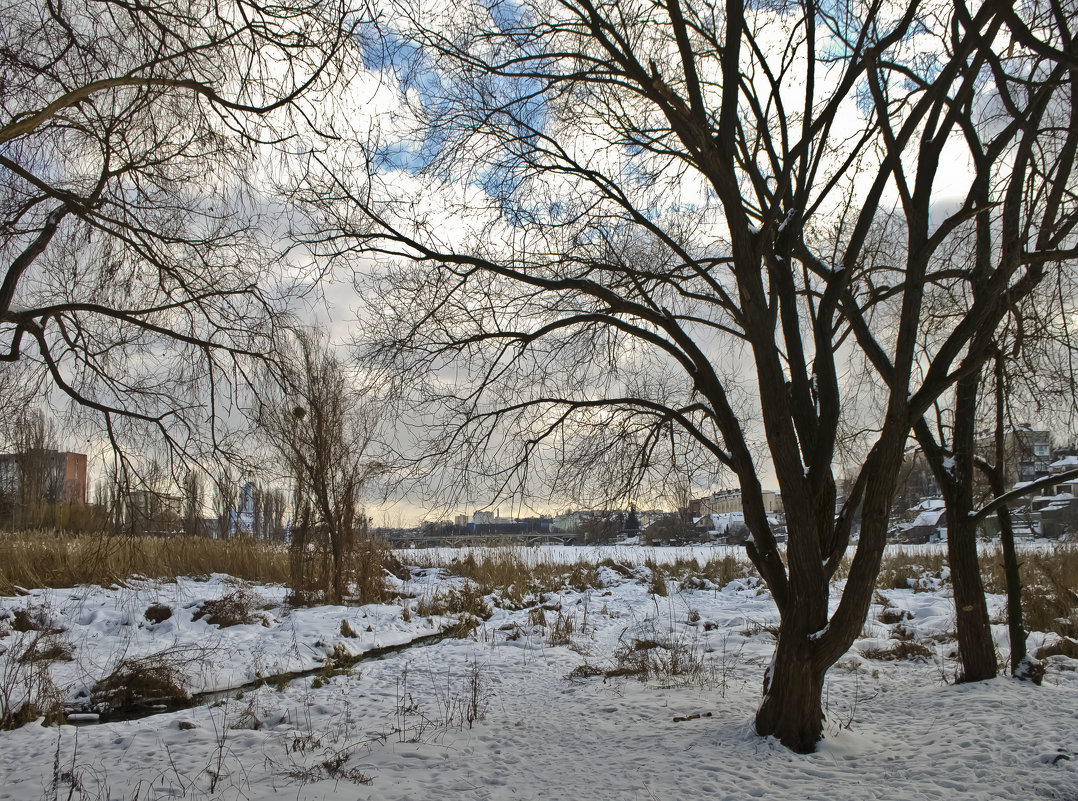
[0,532,291,593]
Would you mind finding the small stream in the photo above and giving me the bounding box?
[64,626,458,726]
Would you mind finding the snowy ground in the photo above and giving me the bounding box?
[1,544,1077,800]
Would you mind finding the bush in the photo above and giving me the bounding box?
[859,638,933,661]
[192,586,269,628]
[603,616,712,686]
[0,630,70,729]
[144,603,173,624]
[287,533,391,607]
[91,653,190,714]
[416,585,493,620]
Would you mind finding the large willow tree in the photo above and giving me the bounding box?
[299,0,1078,751]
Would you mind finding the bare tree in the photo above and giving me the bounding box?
[298,0,1078,750]
[579,514,622,545]
[254,486,288,540]
[0,0,356,461]
[106,456,182,535]
[182,469,206,537]
[912,0,1078,676]
[966,274,1078,682]
[256,330,385,603]
[0,409,63,529]
[213,468,238,539]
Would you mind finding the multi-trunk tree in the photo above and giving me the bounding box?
[299,0,1078,751]
[912,0,1078,678]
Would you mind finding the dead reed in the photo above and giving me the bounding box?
[982,545,1078,638]
[0,531,291,593]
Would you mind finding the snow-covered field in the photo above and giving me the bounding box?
[1,544,1077,800]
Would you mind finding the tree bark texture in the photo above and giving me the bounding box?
[755,633,828,754]
[947,515,998,682]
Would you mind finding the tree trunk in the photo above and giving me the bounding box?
[332,534,346,603]
[985,469,1042,682]
[946,366,998,683]
[754,630,827,753]
[987,356,1041,682]
[995,500,1042,680]
[948,514,998,682]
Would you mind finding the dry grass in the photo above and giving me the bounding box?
[868,544,1078,639]
[830,548,947,588]
[982,545,1078,638]
[0,629,71,729]
[546,610,577,646]
[415,585,493,620]
[606,626,711,685]
[410,548,603,607]
[646,561,669,596]
[663,554,751,588]
[409,547,755,605]
[2,534,757,604]
[859,638,934,661]
[0,531,291,593]
[875,548,947,591]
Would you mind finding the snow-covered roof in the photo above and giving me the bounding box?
[1041,501,1072,513]
[909,498,945,512]
[911,509,946,528]
[1038,492,1076,502]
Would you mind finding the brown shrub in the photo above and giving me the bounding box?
[288,534,392,607]
[91,654,189,714]
[416,585,493,620]
[144,603,173,624]
[879,608,912,625]
[17,634,73,664]
[192,586,269,628]
[859,638,933,661]
[10,607,60,633]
